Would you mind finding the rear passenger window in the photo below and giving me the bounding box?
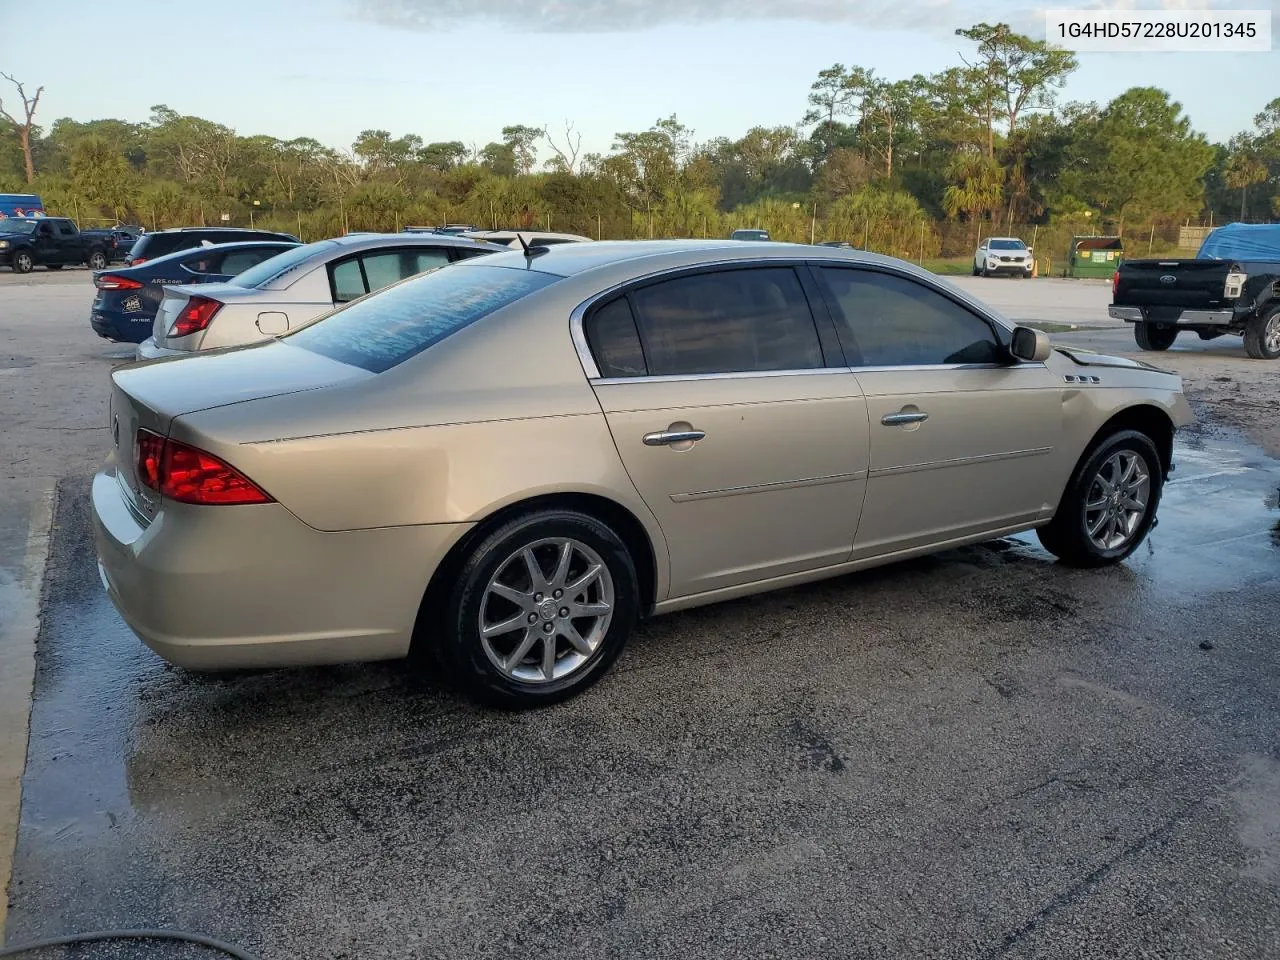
[585,298,647,378]
[818,267,1000,367]
[219,250,274,275]
[330,259,366,302]
[627,267,823,376]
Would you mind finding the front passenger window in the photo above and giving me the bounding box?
[818,267,1000,367]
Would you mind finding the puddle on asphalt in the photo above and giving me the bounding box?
[1007,430,1280,597]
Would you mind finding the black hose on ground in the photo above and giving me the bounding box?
[0,929,261,960]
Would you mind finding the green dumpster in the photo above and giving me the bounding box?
[1067,236,1123,278]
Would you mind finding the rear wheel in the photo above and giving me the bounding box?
[1134,321,1177,351]
[1037,430,1162,567]
[12,251,34,274]
[437,509,639,708]
[87,250,108,270]
[1243,305,1280,360]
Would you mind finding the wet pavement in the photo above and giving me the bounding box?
[6,422,1280,960]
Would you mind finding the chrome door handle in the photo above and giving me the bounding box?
[643,429,706,446]
[881,412,929,426]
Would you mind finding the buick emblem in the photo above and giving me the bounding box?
[1159,274,1177,284]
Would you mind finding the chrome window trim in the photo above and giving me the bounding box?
[569,256,1017,382]
[591,360,1046,386]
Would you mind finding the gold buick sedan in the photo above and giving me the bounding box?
[94,241,1193,707]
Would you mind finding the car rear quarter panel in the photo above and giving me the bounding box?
[174,288,672,595]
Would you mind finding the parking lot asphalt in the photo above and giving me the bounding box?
[3,270,1280,959]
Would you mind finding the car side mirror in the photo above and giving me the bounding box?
[1010,326,1051,363]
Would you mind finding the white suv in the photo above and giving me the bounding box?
[974,237,1033,278]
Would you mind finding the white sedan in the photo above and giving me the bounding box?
[136,233,503,359]
[974,237,1033,278]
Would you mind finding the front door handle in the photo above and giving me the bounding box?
[643,428,706,446]
[881,412,929,426]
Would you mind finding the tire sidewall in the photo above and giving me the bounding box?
[1064,431,1163,563]
[444,511,639,707]
[1246,306,1280,360]
[88,250,107,270]
[13,252,34,273]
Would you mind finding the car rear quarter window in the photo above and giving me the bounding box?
[330,258,366,302]
[626,267,823,376]
[817,267,1001,367]
[585,298,647,378]
[288,264,560,373]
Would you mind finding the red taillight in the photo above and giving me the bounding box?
[134,429,272,505]
[128,257,147,266]
[1112,270,1120,296]
[169,296,223,338]
[95,274,143,290]
[135,429,165,492]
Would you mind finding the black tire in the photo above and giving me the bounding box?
[972,263,981,276]
[46,263,63,270]
[1037,429,1163,568]
[12,251,34,274]
[437,509,639,708]
[1243,305,1280,360]
[87,250,108,271]
[1134,321,1177,351]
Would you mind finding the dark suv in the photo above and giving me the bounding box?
[126,227,298,266]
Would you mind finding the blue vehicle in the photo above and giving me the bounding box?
[0,193,45,218]
[89,240,298,343]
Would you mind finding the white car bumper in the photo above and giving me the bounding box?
[135,337,185,361]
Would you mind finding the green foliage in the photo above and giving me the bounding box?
[2,24,1266,243]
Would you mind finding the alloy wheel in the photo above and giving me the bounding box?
[478,537,614,683]
[1266,314,1280,355]
[1083,450,1150,551]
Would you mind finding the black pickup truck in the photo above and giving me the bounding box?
[1109,223,1280,359]
[0,216,110,273]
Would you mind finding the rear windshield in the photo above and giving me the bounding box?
[0,219,38,235]
[287,264,560,373]
[232,240,338,288]
[990,239,1027,250]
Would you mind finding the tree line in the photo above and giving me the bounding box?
[2,23,1277,259]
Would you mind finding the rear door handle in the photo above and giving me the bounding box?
[643,429,706,446]
[881,412,929,426]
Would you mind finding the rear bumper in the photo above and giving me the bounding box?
[92,466,472,669]
[1109,305,1236,327]
[92,309,154,343]
[135,337,184,360]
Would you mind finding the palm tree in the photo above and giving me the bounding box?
[943,152,1005,245]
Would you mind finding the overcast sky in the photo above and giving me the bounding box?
[1,0,1274,160]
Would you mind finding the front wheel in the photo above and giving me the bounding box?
[1134,321,1177,351]
[12,251,34,274]
[1243,305,1280,360]
[1037,430,1163,567]
[87,250,108,270]
[438,509,639,708]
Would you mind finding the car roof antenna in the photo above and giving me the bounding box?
[517,232,549,258]
[517,233,531,255]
